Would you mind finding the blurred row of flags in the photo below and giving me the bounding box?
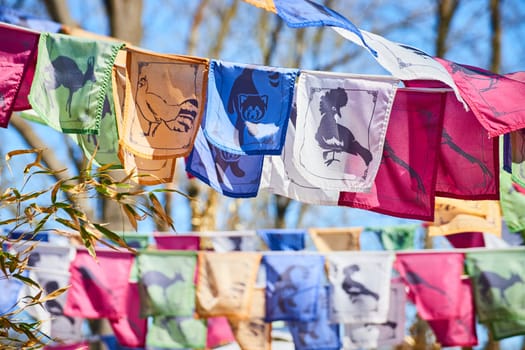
[2,2,525,226]
[2,227,525,350]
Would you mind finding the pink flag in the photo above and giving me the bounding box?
[427,279,478,347]
[0,23,39,127]
[109,282,147,348]
[437,58,525,137]
[339,88,445,221]
[394,252,464,320]
[206,315,236,348]
[153,234,201,250]
[44,341,89,350]
[446,232,485,249]
[64,249,134,320]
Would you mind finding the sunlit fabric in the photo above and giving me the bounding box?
[0,23,38,127]
[121,46,208,159]
[206,316,236,349]
[437,58,525,137]
[500,169,525,232]
[369,224,417,251]
[428,197,502,237]
[64,249,134,320]
[228,288,271,350]
[395,252,464,320]
[146,315,207,349]
[136,250,197,317]
[257,228,306,251]
[427,279,478,347]
[241,0,276,12]
[29,32,124,134]
[446,232,485,249]
[263,254,324,322]
[196,252,261,318]
[308,227,362,252]
[327,252,394,324]
[203,59,298,155]
[294,71,398,192]
[187,128,264,198]
[343,281,406,349]
[339,89,445,221]
[288,285,341,350]
[153,234,200,250]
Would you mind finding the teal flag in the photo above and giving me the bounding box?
[146,316,207,349]
[137,251,197,317]
[465,250,525,323]
[29,32,124,134]
[369,225,417,250]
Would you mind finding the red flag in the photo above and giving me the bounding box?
[339,88,445,221]
[437,58,525,137]
[394,252,464,320]
[427,279,478,347]
[109,282,147,348]
[446,232,485,249]
[64,249,134,320]
[0,23,39,127]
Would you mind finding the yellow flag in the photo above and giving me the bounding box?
[309,227,363,251]
[242,0,276,12]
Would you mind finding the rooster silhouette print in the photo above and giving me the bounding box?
[44,55,96,118]
[315,87,372,168]
[136,73,199,137]
[274,264,314,316]
[478,270,523,305]
[403,269,449,299]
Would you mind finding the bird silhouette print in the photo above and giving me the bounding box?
[478,270,523,305]
[403,269,448,297]
[44,280,75,325]
[44,55,96,118]
[341,264,379,302]
[141,270,186,300]
[315,87,372,168]
[136,75,199,137]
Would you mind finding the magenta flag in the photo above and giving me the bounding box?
[206,315,235,348]
[427,279,478,347]
[44,341,89,350]
[339,89,444,221]
[437,58,525,137]
[109,282,147,348]
[0,23,39,127]
[64,249,134,320]
[446,232,485,249]
[394,252,464,320]
[153,234,201,250]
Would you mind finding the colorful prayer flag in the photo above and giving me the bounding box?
[446,232,485,249]
[153,234,200,250]
[203,59,298,155]
[242,0,276,12]
[29,32,124,134]
[210,231,262,252]
[109,282,147,348]
[308,227,362,252]
[0,7,62,32]
[500,165,525,232]
[294,71,398,192]
[146,315,207,349]
[257,228,306,251]
[206,316,236,349]
[370,224,417,251]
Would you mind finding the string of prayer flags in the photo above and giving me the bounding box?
[187,128,264,198]
[369,224,417,251]
[394,252,464,320]
[257,228,306,251]
[121,46,208,159]
[136,250,197,317]
[339,89,445,220]
[263,253,325,322]
[196,252,261,319]
[326,252,394,324]
[293,70,399,192]
[28,32,124,134]
[146,315,207,349]
[343,280,406,349]
[437,57,525,137]
[308,227,362,252]
[288,285,341,350]
[153,234,201,250]
[63,249,134,320]
[203,59,298,155]
[428,197,502,237]
[0,23,39,127]
[210,231,262,252]
[228,288,272,350]
[426,278,478,347]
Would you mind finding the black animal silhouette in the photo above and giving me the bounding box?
[214,148,245,182]
[341,264,379,301]
[136,75,199,137]
[478,270,524,304]
[403,269,447,297]
[44,280,75,325]
[45,55,96,118]
[27,252,41,267]
[141,270,185,300]
[315,87,372,167]
[441,128,493,188]
[275,264,312,314]
[78,266,115,302]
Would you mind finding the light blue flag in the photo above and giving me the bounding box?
[263,254,324,322]
[273,0,376,56]
[0,6,62,32]
[0,270,27,315]
[203,59,298,155]
[257,229,306,251]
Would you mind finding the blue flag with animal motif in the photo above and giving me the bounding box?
[257,229,306,251]
[186,128,264,198]
[263,253,324,322]
[29,32,124,134]
[288,285,341,350]
[203,59,298,155]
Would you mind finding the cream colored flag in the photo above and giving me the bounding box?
[309,227,363,252]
